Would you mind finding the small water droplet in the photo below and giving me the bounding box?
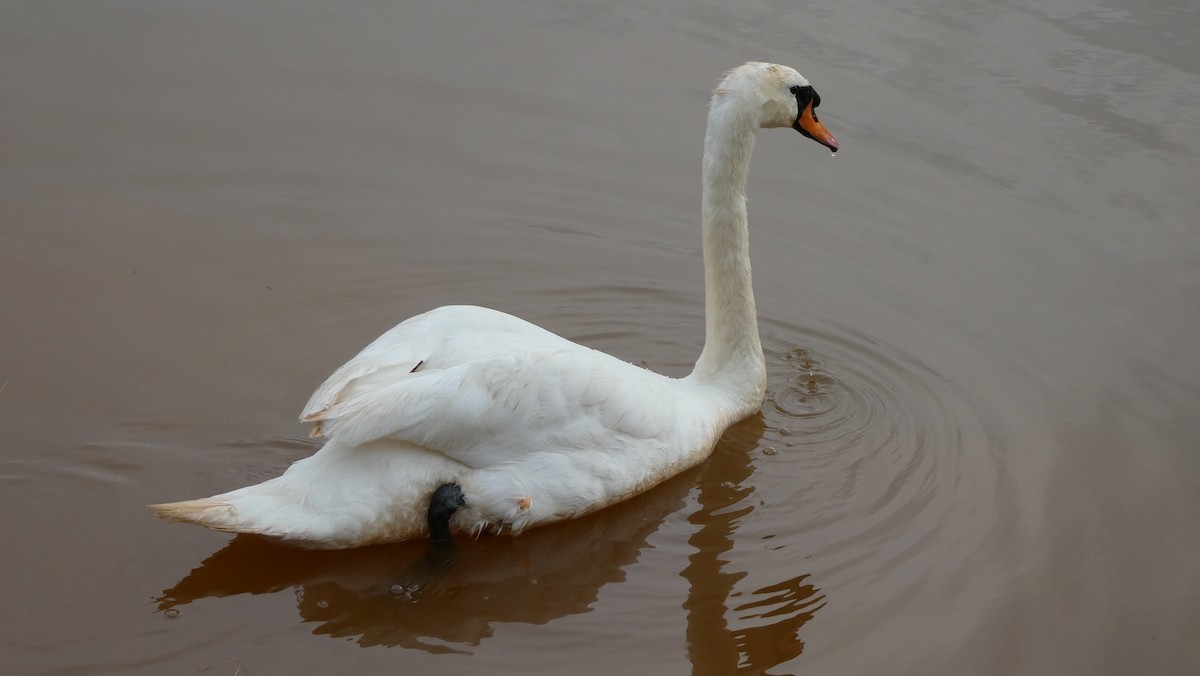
[164,608,180,619]
[390,584,405,595]
[316,600,329,609]
[529,578,538,585]
[721,481,735,489]
[763,447,778,456]
[778,428,791,436]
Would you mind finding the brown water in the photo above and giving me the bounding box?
[2,1,1198,674]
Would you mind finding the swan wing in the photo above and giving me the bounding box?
[301,306,684,467]
[307,346,682,467]
[300,305,575,429]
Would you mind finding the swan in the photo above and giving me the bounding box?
[151,62,839,549]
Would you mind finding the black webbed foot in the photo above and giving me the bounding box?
[427,482,466,545]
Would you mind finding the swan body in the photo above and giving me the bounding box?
[151,62,838,548]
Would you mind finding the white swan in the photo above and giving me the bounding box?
[151,62,839,549]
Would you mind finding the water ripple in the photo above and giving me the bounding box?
[755,318,1004,598]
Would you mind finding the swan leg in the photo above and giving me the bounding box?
[427,482,466,544]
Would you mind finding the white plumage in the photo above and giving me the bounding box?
[151,62,838,548]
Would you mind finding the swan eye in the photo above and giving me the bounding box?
[789,85,802,95]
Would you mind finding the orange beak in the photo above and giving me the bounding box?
[794,101,839,152]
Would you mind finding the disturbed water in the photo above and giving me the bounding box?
[2,1,1198,674]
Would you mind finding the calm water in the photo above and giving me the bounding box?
[2,1,1198,674]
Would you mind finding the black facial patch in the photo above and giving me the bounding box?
[790,85,821,122]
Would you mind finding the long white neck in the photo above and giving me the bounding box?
[689,95,767,413]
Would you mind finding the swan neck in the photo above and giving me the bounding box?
[692,100,766,408]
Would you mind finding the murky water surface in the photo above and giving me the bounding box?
[2,1,1198,674]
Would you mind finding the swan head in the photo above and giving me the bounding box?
[714,62,839,152]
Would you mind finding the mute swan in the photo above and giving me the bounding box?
[151,62,839,549]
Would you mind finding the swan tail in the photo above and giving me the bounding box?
[148,491,352,547]
[149,486,428,548]
[151,440,467,548]
[149,480,301,540]
[148,497,261,535]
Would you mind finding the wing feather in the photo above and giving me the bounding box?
[298,305,686,472]
[310,346,679,468]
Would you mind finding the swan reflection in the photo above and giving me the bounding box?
[158,415,823,671]
[686,415,826,674]
[158,470,694,651]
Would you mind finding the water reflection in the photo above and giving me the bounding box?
[157,471,694,652]
[157,413,824,666]
[686,415,825,675]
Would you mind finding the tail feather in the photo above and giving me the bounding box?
[149,497,277,536]
[149,438,458,548]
